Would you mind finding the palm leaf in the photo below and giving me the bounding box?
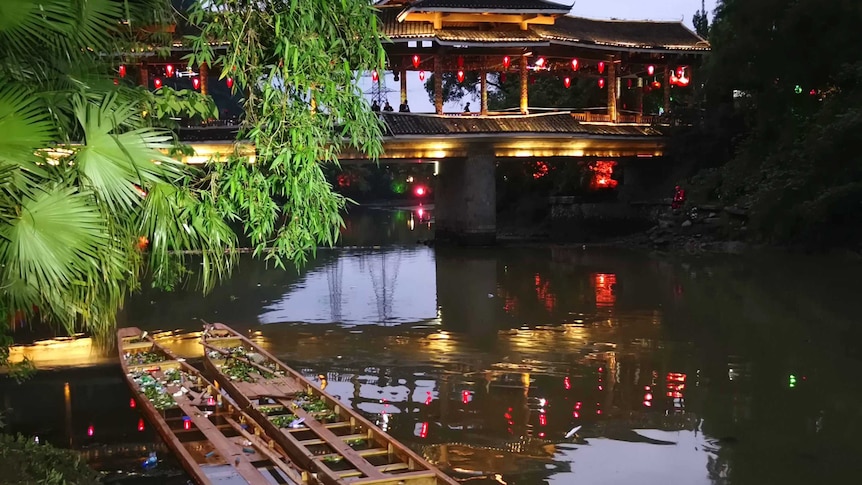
[0,82,54,170]
[72,94,183,210]
[0,0,70,58]
[0,186,106,298]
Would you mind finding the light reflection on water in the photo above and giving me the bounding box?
[4,207,862,484]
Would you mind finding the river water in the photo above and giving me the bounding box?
[3,206,862,484]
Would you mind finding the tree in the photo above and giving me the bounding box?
[692,0,710,39]
[184,0,385,266]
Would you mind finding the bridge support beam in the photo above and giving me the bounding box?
[435,144,496,245]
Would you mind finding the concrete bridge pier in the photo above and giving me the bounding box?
[435,143,496,245]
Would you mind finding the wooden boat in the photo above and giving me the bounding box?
[118,327,315,485]
[200,323,458,485]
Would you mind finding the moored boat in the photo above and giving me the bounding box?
[118,327,313,485]
[200,323,458,485]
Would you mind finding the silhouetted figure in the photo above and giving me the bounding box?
[371,101,380,112]
[399,101,410,112]
[672,185,686,210]
[463,102,471,113]
[383,101,394,111]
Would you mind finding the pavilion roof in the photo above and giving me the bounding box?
[397,0,572,15]
[377,5,710,53]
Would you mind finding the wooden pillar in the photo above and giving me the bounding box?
[200,62,209,95]
[139,63,149,87]
[434,55,443,115]
[480,58,488,115]
[663,64,671,115]
[607,56,617,122]
[636,77,644,122]
[519,55,528,114]
[400,67,407,104]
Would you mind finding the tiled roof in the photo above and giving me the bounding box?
[535,16,709,51]
[378,112,662,137]
[377,6,435,37]
[404,0,571,13]
[435,28,546,45]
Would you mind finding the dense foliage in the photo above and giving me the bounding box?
[0,434,98,484]
[688,0,862,247]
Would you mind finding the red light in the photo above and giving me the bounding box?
[564,77,571,89]
[598,78,605,89]
[418,70,425,81]
[564,376,571,390]
[575,401,582,410]
[414,186,426,196]
[643,401,652,407]
[644,385,651,391]
[192,77,200,90]
[87,425,94,437]
[503,56,511,69]
[118,65,126,78]
[535,57,545,68]
[645,393,653,400]
[207,396,216,406]
[425,391,432,405]
[153,77,162,89]
[412,55,421,69]
[571,58,579,71]
[598,385,603,391]
[138,419,145,432]
[647,65,655,76]
[596,409,602,415]
[539,413,547,426]
[461,390,470,404]
[539,432,546,438]
[598,367,604,373]
[419,422,428,438]
[226,77,234,89]
[572,411,580,418]
[130,398,136,408]
[165,64,174,78]
[183,417,192,430]
[598,61,605,74]
[456,70,465,83]
[371,70,378,82]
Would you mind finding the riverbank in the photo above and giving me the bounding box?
[0,434,99,484]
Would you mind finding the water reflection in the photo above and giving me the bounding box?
[4,208,862,484]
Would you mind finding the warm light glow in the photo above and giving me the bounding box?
[503,56,510,69]
[589,160,618,190]
[564,376,571,390]
[598,61,605,74]
[371,70,379,82]
[647,65,655,76]
[418,70,425,81]
[456,70,465,83]
[226,77,234,89]
[87,425,94,437]
[598,78,605,89]
[165,64,174,78]
[137,418,145,432]
[535,57,546,68]
[153,77,162,89]
[593,272,617,307]
[414,185,426,196]
[571,58,579,71]
[192,77,200,90]
[412,54,421,69]
[130,398,136,408]
[564,77,571,88]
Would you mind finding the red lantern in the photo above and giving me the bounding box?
[503,56,511,69]
[418,70,425,81]
[192,77,200,90]
[226,77,234,89]
[535,57,546,69]
[118,65,126,78]
[129,398,136,408]
[87,425,94,437]
[113,78,119,85]
[564,77,571,88]
[652,80,662,89]
[571,58,579,71]
[647,65,655,76]
[500,72,507,83]
[598,78,605,89]
[598,61,605,74]
[183,417,192,431]
[137,418,145,432]
[153,77,162,89]
[456,70,465,83]
[165,64,174,78]
[412,55,420,69]
[371,70,378,82]
[670,70,679,85]
[457,56,464,68]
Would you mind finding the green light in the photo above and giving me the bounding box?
[391,181,406,194]
[789,374,797,388]
[794,85,802,94]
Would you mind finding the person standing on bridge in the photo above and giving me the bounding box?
[383,101,394,112]
[371,101,380,112]
[463,102,471,113]
[399,101,410,112]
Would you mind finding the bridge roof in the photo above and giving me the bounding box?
[378,112,663,137]
[396,0,572,14]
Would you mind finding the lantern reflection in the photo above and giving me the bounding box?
[593,273,617,307]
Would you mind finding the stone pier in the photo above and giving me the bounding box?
[435,144,496,245]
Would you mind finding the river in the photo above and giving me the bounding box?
[3,205,862,484]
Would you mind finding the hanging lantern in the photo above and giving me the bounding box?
[571,58,579,71]
[670,70,680,86]
[130,398,136,408]
[153,77,162,89]
[137,419,145,432]
[564,77,571,88]
[226,77,234,89]
[118,65,126,78]
[87,425,94,437]
[456,70,465,83]
[412,55,421,69]
[418,70,425,81]
[371,70,379,81]
[647,65,655,76]
[535,57,546,69]
[503,56,511,69]
[192,77,200,90]
[500,72,507,83]
[457,56,464,68]
[598,78,605,89]
[165,64,174,78]
[598,61,605,74]
[675,66,690,87]
[652,80,662,89]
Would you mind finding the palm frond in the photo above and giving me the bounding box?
[0,0,70,59]
[0,82,55,170]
